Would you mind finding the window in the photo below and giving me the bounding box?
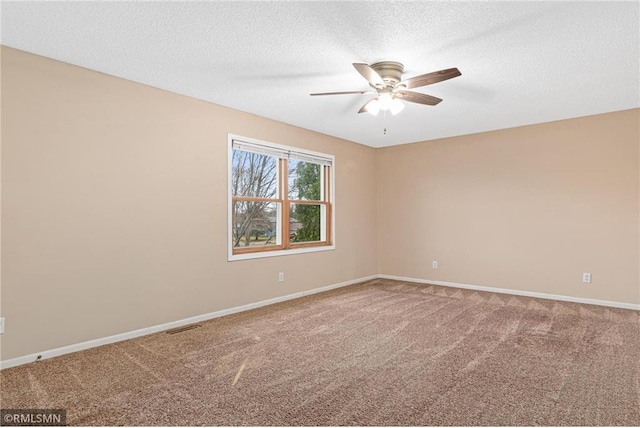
[228,134,335,261]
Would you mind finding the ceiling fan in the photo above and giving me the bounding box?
[311,61,461,115]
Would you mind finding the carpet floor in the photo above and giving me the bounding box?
[1,278,639,426]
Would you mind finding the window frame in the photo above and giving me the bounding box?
[227,134,335,261]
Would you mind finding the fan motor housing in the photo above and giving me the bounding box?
[370,61,404,86]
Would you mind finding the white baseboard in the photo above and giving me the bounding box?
[377,274,640,311]
[0,274,377,370]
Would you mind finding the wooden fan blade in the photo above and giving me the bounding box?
[400,68,461,89]
[358,99,377,114]
[353,63,385,87]
[396,90,443,106]
[310,90,370,96]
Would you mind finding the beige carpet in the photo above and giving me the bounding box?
[2,278,639,426]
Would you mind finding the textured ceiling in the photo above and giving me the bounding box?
[1,1,639,148]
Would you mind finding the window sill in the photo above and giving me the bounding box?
[228,244,335,261]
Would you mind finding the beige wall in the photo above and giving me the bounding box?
[2,45,639,363]
[0,47,378,360]
[378,109,640,305]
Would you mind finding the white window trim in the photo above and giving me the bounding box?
[227,133,336,262]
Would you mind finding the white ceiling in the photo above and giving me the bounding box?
[1,1,638,148]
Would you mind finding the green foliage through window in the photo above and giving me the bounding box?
[290,161,321,242]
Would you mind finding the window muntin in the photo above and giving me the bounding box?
[229,136,334,260]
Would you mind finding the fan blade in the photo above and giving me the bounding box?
[310,90,370,96]
[400,68,461,89]
[353,63,385,87]
[358,99,377,114]
[396,90,442,106]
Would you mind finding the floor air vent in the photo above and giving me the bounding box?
[166,324,202,335]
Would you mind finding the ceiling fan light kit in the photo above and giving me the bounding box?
[364,94,405,116]
[311,61,461,116]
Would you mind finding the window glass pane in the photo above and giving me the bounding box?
[232,201,280,248]
[288,160,321,201]
[232,149,278,198]
[290,203,322,243]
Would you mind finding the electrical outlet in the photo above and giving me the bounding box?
[582,273,591,283]
[278,272,284,282]
[0,317,4,334]
[432,260,438,269]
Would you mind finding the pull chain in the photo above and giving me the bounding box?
[383,110,388,136]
